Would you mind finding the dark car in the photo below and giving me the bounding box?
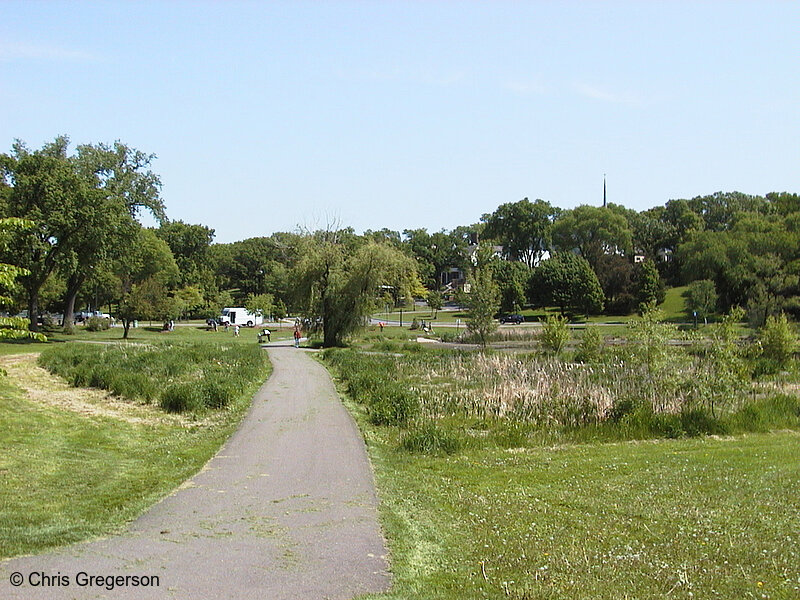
[499,314,524,324]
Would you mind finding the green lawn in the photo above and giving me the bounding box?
[374,286,692,329]
[0,320,295,356]
[323,336,800,599]
[0,346,270,558]
[354,415,800,599]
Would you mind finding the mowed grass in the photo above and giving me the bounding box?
[354,417,800,599]
[0,348,270,558]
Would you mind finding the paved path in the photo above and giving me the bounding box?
[1,346,390,599]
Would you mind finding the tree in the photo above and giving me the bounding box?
[173,285,205,319]
[156,221,215,289]
[426,289,443,318]
[685,279,717,323]
[293,232,419,347]
[61,141,165,329]
[0,138,165,331]
[551,205,633,273]
[760,313,795,368]
[636,259,665,312]
[490,259,530,314]
[685,191,769,232]
[528,253,604,317]
[113,227,179,338]
[596,254,637,315]
[481,198,557,268]
[539,314,569,354]
[246,293,275,321]
[465,266,500,347]
[1,137,92,331]
[402,228,470,289]
[0,218,46,342]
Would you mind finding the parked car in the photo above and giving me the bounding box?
[499,314,525,324]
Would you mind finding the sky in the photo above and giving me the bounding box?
[1,1,799,244]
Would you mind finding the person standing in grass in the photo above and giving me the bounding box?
[234,324,240,337]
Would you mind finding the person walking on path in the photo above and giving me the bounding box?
[294,328,301,348]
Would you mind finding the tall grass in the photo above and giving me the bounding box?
[39,341,268,413]
[325,345,800,453]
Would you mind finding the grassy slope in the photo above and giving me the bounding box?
[0,352,270,558]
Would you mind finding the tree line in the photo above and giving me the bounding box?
[1,137,798,344]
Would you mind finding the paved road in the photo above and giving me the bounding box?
[1,346,390,599]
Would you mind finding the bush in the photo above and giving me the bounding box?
[575,326,603,363]
[760,313,795,367]
[725,395,800,432]
[85,316,111,331]
[539,315,570,354]
[200,379,238,409]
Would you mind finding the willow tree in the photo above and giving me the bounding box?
[293,231,420,347]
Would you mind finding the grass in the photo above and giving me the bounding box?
[355,424,800,599]
[38,340,268,413]
[0,344,270,558]
[323,340,800,598]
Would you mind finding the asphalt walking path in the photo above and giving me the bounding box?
[1,345,390,599]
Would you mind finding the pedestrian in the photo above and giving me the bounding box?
[234,324,240,337]
[293,328,301,348]
[379,321,384,332]
[264,328,271,342]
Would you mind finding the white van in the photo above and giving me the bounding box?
[218,307,263,327]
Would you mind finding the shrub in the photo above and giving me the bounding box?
[575,326,603,363]
[539,315,570,354]
[760,313,795,367]
[39,341,267,414]
[725,395,800,432]
[85,316,111,331]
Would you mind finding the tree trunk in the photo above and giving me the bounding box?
[123,319,131,340]
[27,292,39,332]
[63,273,86,331]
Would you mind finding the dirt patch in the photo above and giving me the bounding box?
[0,353,192,426]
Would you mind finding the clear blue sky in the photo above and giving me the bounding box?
[2,1,798,243]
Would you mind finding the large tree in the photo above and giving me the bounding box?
[481,198,557,268]
[0,137,164,331]
[1,137,92,330]
[293,232,420,347]
[113,227,179,338]
[61,141,165,329]
[528,253,604,317]
[551,205,632,273]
